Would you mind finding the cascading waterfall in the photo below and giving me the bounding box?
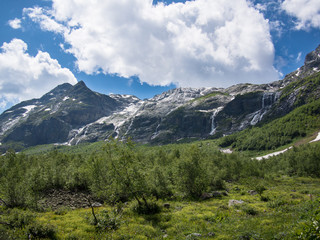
[210,107,223,135]
[209,111,216,135]
[262,92,266,109]
[151,121,161,140]
[251,92,276,126]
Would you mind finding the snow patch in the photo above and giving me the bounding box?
[255,147,293,160]
[310,131,320,143]
[122,94,133,99]
[1,117,22,134]
[22,105,37,117]
[220,149,233,154]
[66,101,144,144]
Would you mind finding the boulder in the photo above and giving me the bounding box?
[228,199,244,207]
[200,192,213,200]
[163,203,171,209]
[186,233,202,239]
[212,191,223,198]
[248,190,258,195]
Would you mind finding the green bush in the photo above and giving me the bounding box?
[296,214,320,239]
[27,222,57,239]
[131,201,161,215]
[93,209,122,231]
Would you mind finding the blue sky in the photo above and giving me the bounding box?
[0,0,319,113]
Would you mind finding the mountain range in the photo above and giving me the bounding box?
[1,45,320,152]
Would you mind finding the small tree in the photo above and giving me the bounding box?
[176,145,208,198]
[0,150,29,207]
[255,184,267,201]
[103,138,155,213]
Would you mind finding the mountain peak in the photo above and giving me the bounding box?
[70,80,93,96]
[305,44,320,67]
[75,80,87,87]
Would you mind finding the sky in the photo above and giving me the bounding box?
[0,0,319,113]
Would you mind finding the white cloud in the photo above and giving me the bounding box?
[282,0,320,29]
[25,0,279,88]
[23,7,67,34]
[8,18,22,29]
[296,51,302,62]
[0,39,77,108]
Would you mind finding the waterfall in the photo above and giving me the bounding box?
[262,92,267,109]
[250,112,261,125]
[151,120,161,140]
[262,92,277,109]
[210,107,223,135]
[251,92,276,126]
[209,111,217,135]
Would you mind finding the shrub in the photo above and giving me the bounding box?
[131,201,161,215]
[267,199,287,208]
[254,185,267,197]
[4,209,35,229]
[27,222,57,239]
[94,210,122,231]
[243,206,258,216]
[296,218,320,239]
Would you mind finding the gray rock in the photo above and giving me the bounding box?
[163,203,171,209]
[92,202,103,207]
[228,199,244,207]
[186,233,202,239]
[212,191,223,198]
[200,192,213,200]
[248,190,258,195]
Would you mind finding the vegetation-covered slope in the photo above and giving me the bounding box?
[218,97,320,151]
[0,137,320,239]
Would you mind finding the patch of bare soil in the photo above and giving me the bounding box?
[38,189,102,210]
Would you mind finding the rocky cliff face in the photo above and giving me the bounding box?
[0,81,138,149]
[0,45,320,150]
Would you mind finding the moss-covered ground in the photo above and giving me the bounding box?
[2,176,319,239]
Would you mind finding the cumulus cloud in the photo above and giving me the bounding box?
[282,0,320,29]
[25,0,279,88]
[8,18,22,29]
[23,7,67,34]
[0,39,77,108]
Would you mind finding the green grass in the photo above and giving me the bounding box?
[2,177,319,239]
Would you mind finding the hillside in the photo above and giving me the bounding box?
[0,135,320,239]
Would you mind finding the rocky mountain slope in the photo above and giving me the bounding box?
[0,45,319,151]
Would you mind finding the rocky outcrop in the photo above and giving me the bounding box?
[0,81,138,149]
